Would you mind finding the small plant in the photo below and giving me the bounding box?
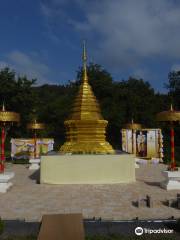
[5,236,36,240]
[85,234,177,240]
[176,218,180,232]
[0,218,5,235]
[12,158,29,164]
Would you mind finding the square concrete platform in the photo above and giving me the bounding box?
[40,154,135,184]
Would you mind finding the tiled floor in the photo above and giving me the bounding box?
[0,163,179,221]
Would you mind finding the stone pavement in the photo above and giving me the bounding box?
[0,163,179,221]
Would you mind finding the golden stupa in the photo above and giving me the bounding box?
[59,43,114,154]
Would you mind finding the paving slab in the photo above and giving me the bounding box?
[0,163,179,221]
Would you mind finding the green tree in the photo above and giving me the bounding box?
[1,65,175,158]
[34,83,78,149]
[0,67,37,142]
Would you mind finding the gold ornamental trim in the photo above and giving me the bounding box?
[65,119,108,125]
[0,111,20,123]
[124,123,142,130]
[27,122,45,130]
[156,110,180,122]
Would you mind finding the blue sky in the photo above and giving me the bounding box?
[1,0,180,92]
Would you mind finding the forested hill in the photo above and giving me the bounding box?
[0,64,179,163]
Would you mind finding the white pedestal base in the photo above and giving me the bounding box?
[135,163,139,168]
[151,158,160,164]
[135,158,140,168]
[135,158,148,165]
[29,158,40,170]
[161,170,180,190]
[0,172,15,193]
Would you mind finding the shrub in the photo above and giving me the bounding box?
[0,218,4,235]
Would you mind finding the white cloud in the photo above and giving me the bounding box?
[41,0,180,70]
[2,50,51,85]
[131,67,159,86]
[41,2,53,17]
[0,61,8,69]
[171,64,180,71]
[132,68,149,80]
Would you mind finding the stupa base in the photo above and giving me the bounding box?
[40,154,135,184]
[0,172,14,193]
[59,141,115,154]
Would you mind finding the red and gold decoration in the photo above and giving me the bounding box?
[0,104,20,173]
[122,126,163,160]
[11,138,54,159]
[156,105,180,171]
[27,120,45,159]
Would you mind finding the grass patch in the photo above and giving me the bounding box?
[86,235,177,240]
[1,233,179,240]
[11,158,29,164]
[3,236,36,240]
[0,218,4,235]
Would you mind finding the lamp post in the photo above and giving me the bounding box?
[0,104,20,173]
[156,105,180,171]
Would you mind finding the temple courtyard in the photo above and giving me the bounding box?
[0,163,180,221]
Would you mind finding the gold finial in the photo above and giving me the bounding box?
[170,104,173,111]
[82,40,88,83]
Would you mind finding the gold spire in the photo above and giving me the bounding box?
[82,40,88,83]
[70,41,102,120]
[59,43,114,154]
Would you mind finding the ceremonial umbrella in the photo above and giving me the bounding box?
[27,119,45,159]
[124,119,142,154]
[0,104,20,172]
[156,105,180,171]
